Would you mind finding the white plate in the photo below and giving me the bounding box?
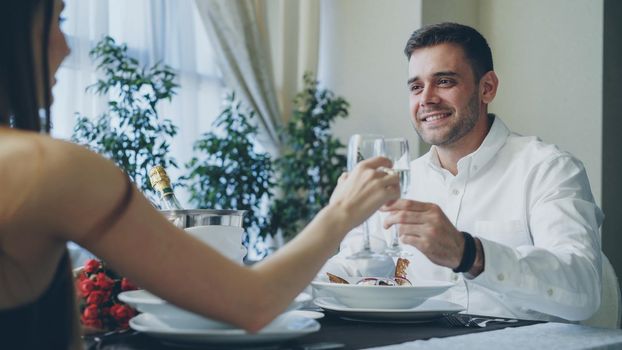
[289,310,325,319]
[311,278,455,309]
[118,290,164,312]
[119,290,312,329]
[129,312,320,345]
[314,297,464,323]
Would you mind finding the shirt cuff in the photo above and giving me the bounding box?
[468,236,522,292]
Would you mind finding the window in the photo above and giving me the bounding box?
[52,0,225,190]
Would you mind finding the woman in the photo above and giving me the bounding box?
[0,0,399,349]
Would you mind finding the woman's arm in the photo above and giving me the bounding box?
[31,135,399,332]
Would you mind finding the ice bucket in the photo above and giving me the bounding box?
[160,209,246,229]
[161,209,247,264]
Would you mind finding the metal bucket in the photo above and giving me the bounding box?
[161,209,246,229]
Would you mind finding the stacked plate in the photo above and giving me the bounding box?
[311,277,463,322]
[119,290,319,345]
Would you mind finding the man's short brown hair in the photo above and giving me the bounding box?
[404,22,494,81]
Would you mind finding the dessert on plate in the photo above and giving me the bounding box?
[326,258,412,286]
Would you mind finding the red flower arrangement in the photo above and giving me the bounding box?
[75,259,138,332]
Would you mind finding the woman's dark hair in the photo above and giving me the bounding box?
[404,22,494,82]
[0,0,52,132]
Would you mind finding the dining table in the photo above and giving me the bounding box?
[82,311,622,350]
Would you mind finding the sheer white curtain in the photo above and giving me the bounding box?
[54,0,226,266]
[264,0,320,123]
[192,0,321,152]
[52,0,225,197]
[194,0,283,156]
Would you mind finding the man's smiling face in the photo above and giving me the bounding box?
[407,43,483,147]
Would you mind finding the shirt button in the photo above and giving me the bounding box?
[497,273,505,281]
[451,274,459,282]
[547,288,554,296]
[452,189,460,196]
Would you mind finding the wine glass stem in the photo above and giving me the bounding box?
[362,220,372,251]
[391,190,407,249]
[391,225,400,248]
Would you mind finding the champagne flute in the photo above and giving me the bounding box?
[377,137,412,257]
[346,134,386,260]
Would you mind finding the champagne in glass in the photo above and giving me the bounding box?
[395,168,411,195]
[377,137,412,257]
[346,134,386,260]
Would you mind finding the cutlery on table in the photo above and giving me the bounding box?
[470,317,518,327]
[445,315,518,328]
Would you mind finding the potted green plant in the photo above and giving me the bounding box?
[267,72,349,241]
[181,92,275,249]
[72,36,179,196]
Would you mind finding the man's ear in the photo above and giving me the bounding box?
[480,71,499,105]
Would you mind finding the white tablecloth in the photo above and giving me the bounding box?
[374,322,622,350]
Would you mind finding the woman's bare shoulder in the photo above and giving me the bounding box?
[0,128,42,156]
[0,129,47,197]
[0,129,99,224]
[0,128,131,240]
[0,126,104,164]
[0,128,81,176]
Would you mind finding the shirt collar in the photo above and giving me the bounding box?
[424,115,510,177]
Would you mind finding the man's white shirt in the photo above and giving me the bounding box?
[320,116,604,322]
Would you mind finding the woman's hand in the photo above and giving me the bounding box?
[328,157,400,231]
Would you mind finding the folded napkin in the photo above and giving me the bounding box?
[185,226,246,263]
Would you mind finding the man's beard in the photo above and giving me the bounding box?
[414,92,480,147]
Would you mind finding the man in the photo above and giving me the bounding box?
[321,22,603,322]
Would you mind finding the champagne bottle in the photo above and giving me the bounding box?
[148,165,184,210]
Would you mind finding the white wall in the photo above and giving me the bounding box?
[479,0,603,205]
[318,0,421,151]
[421,0,479,27]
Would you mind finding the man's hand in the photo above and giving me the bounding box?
[381,199,464,269]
